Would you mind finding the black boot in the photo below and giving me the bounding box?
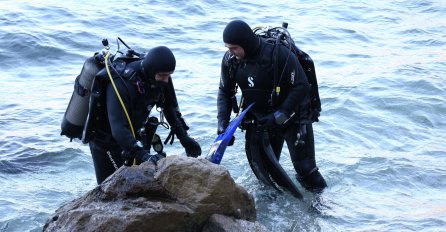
[297,168,327,193]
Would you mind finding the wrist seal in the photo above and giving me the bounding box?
[274,111,289,125]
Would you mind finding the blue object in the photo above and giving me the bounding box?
[206,103,255,164]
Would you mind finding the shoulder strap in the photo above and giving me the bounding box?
[224,52,242,114]
[104,53,136,138]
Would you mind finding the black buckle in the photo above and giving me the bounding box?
[74,76,88,97]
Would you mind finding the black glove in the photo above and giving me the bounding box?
[178,135,202,158]
[162,106,201,157]
[217,126,235,146]
[217,119,229,135]
[163,125,201,157]
[258,113,276,128]
[170,123,200,157]
[258,111,289,128]
[122,143,164,166]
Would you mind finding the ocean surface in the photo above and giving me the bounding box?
[1,0,445,231]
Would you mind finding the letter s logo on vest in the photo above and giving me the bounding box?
[248,76,254,87]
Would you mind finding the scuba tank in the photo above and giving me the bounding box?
[82,42,144,144]
[60,54,104,141]
[61,37,144,142]
[61,39,110,141]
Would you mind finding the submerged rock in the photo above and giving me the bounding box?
[43,155,268,232]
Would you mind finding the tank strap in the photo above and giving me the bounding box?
[74,75,89,97]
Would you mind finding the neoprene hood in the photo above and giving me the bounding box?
[223,20,259,58]
[141,46,176,80]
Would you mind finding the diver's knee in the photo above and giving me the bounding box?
[297,168,327,193]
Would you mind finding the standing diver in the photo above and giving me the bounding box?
[88,46,201,184]
[217,20,327,195]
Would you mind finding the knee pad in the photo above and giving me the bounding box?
[297,168,327,193]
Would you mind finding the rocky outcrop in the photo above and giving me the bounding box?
[202,214,268,232]
[43,155,268,232]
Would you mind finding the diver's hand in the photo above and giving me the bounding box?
[217,119,229,135]
[217,127,235,146]
[179,135,202,157]
[259,113,277,127]
[136,152,164,165]
[259,111,289,128]
[173,123,202,157]
[122,144,163,166]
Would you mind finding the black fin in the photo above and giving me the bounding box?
[260,130,303,199]
[246,128,280,191]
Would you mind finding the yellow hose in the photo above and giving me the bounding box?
[104,53,137,165]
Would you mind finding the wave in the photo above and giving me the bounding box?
[0,148,89,175]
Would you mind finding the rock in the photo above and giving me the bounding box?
[202,214,269,232]
[43,155,262,232]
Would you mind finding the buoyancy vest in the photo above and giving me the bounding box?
[226,24,322,123]
[253,24,322,122]
[82,57,147,144]
[233,43,275,115]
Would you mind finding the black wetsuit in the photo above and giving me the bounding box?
[89,60,185,184]
[217,39,327,193]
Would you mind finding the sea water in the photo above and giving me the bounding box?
[0,0,445,231]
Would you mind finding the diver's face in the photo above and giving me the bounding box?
[155,71,173,83]
[225,43,245,60]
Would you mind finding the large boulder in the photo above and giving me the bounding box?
[43,155,268,232]
[202,214,268,232]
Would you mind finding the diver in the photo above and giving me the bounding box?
[88,46,201,184]
[217,20,327,194]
